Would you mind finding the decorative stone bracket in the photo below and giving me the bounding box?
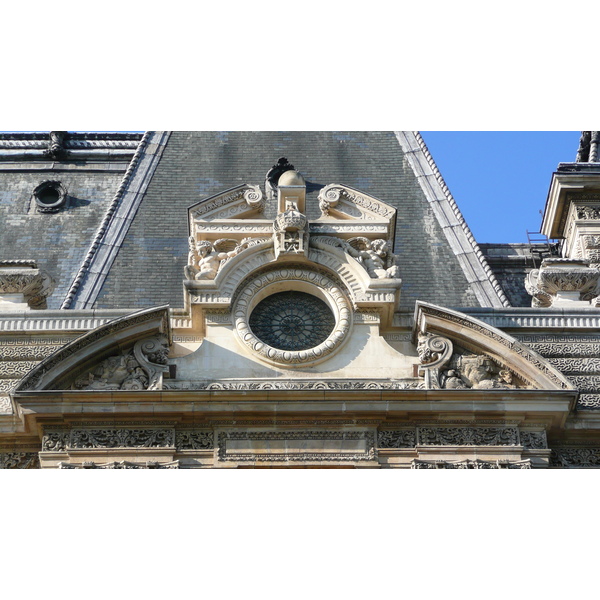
[525,258,600,307]
[0,260,55,310]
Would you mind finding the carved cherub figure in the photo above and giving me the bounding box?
[344,238,400,279]
[184,237,250,280]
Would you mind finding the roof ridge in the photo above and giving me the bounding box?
[61,132,151,309]
[396,131,510,308]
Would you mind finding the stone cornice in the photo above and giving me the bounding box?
[460,307,600,330]
[0,309,135,332]
[12,389,576,431]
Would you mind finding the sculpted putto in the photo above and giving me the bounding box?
[184,237,251,280]
[310,236,401,279]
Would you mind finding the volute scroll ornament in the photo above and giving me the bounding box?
[417,334,453,389]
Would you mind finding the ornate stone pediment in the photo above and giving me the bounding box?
[414,302,575,391]
[183,166,402,327]
[15,306,171,391]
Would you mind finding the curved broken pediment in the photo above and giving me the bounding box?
[414,302,575,391]
[15,306,171,391]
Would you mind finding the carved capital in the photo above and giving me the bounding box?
[0,261,55,309]
[526,259,600,307]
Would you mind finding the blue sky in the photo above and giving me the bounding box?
[420,132,581,244]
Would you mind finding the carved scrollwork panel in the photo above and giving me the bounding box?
[412,459,531,469]
[550,448,600,468]
[417,427,519,446]
[175,431,214,451]
[0,452,39,469]
[377,429,417,448]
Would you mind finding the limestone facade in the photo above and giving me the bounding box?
[1,131,600,468]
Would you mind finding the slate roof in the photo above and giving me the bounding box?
[92,131,503,311]
[0,132,141,309]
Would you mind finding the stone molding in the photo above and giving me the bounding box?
[377,426,545,448]
[396,132,509,308]
[464,309,600,331]
[412,459,532,469]
[316,183,396,223]
[217,430,376,463]
[0,132,142,150]
[164,378,425,391]
[58,460,179,469]
[0,310,133,332]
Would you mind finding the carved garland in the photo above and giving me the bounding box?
[233,267,352,366]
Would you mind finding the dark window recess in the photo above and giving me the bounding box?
[249,291,336,351]
[33,181,68,213]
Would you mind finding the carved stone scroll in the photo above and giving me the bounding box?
[417,334,453,389]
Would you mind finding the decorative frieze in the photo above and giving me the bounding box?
[0,361,39,377]
[164,379,425,391]
[577,394,600,409]
[547,357,600,374]
[0,452,39,469]
[519,430,548,449]
[42,428,175,451]
[566,376,600,393]
[378,429,416,448]
[42,431,70,452]
[412,459,532,469]
[550,447,600,468]
[377,427,535,447]
[58,460,179,469]
[218,431,376,462]
[0,396,12,412]
[0,345,63,360]
[418,427,519,446]
[524,342,600,357]
[175,431,214,451]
